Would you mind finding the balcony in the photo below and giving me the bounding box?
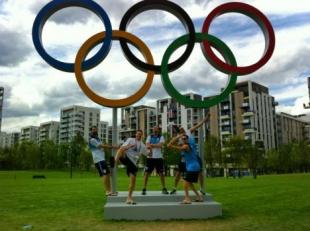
[242,111,254,117]
[243,128,256,133]
[241,102,250,108]
[220,114,230,120]
[241,119,251,124]
[221,130,231,135]
[221,105,230,111]
[221,120,230,126]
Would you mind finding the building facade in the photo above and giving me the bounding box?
[206,81,277,150]
[20,126,39,143]
[39,121,60,144]
[120,105,156,140]
[0,132,20,148]
[99,121,109,143]
[59,105,100,143]
[157,93,205,146]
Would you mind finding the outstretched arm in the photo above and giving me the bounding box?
[189,114,208,133]
[100,144,119,149]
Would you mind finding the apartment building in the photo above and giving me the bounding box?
[206,81,277,150]
[157,93,205,145]
[59,105,100,143]
[20,126,39,143]
[39,121,60,144]
[120,105,156,140]
[99,121,109,143]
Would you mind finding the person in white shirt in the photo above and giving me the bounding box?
[88,126,118,196]
[142,126,168,195]
[115,130,147,204]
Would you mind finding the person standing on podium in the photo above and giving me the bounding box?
[142,126,168,195]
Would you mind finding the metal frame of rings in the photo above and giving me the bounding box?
[32,0,275,108]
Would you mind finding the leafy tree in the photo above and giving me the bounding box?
[40,140,58,169]
[243,140,264,179]
[205,135,222,176]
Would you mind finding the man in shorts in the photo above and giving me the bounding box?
[142,126,168,195]
[89,126,118,196]
[115,129,147,204]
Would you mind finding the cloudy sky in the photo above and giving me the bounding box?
[1,0,310,132]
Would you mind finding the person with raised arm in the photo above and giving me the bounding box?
[170,115,208,195]
[168,134,203,204]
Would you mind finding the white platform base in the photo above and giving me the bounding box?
[104,191,222,220]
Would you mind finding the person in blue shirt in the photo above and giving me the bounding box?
[170,115,208,195]
[168,134,203,204]
[89,126,118,196]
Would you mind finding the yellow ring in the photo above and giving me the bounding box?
[74,30,155,108]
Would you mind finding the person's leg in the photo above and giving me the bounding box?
[160,173,166,188]
[127,173,136,202]
[157,159,168,194]
[189,182,203,201]
[142,172,150,194]
[174,171,181,188]
[198,171,205,195]
[115,148,125,164]
[183,180,191,203]
[103,174,112,194]
[142,159,153,194]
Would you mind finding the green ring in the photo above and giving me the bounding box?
[161,33,238,108]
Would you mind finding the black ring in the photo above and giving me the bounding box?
[119,0,195,74]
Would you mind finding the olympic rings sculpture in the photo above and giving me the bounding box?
[32,0,275,108]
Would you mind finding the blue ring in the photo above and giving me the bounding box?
[32,0,112,73]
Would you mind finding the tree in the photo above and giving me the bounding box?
[205,135,222,176]
[223,136,245,170]
[79,146,93,171]
[69,133,87,169]
[266,148,280,173]
[243,140,264,179]
[40,140,58,169]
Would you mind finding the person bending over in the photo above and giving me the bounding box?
[115,130,147,204]
[168,134,203,204]
[170,115,208,195]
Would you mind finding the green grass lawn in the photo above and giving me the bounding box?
[0,170,309,231]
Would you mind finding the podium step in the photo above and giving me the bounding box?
[107,191,213,203]
[104,191,222,220]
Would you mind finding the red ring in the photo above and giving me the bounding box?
[201,2,275,76]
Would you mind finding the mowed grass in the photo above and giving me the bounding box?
[0,170,309,231]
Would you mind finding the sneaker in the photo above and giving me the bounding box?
[141,188,146,195]
[162,188,169,194]
[170,189,177,195]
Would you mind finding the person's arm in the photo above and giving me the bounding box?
[100,143,119,149]
[115,139,134,163]
[145,135,152,149]
[168,143,190,152]
[167,134,183,149]
[120,138,136,150]
[151,135,165,148]
[189,114,209,133]
[115,147,125,163]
